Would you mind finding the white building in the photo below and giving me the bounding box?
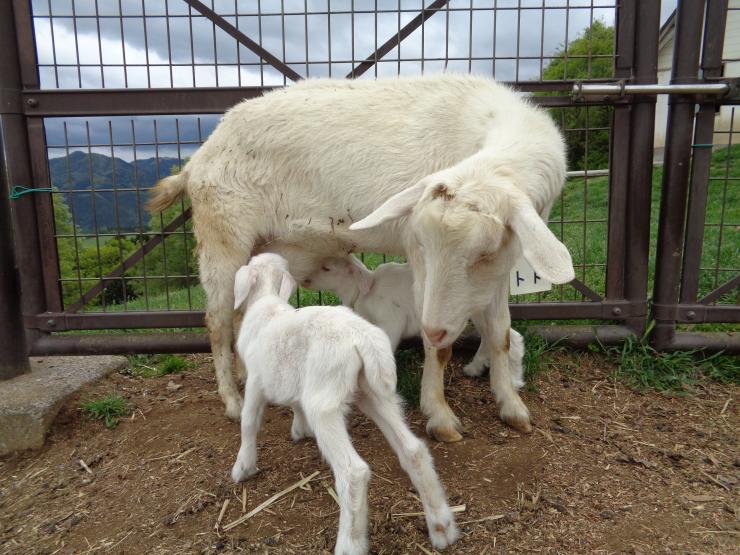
[653,5,740,162]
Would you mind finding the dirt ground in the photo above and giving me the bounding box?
[1,351,738,554]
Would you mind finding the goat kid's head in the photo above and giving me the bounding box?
[349,170,574,348]
[234,253,297,310]
[302,255,373,295]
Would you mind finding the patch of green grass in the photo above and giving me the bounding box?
[594,329,740,392]
[124,354,192,377]
[521,331,564,391]
[395,348,423,407]
[80,393,128,429]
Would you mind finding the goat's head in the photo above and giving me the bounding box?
[234,253,296,310]
[302,255,373,295]
[350,168,574,348]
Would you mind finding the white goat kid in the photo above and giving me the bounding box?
[231,253,459,555]
[147,75,573,441]
[303,255,525,389]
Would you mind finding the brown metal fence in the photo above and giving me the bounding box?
[1,0,737,373]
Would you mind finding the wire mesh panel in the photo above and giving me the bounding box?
[701,112,739,305]
[45,115,218,312]
[31,0,618,89]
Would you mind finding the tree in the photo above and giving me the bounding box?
[539,20,615,171]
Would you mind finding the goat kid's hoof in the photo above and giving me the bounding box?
[231,461,258,483]
[427,513,460,550]
[333,535,369,555]
[462,359,487,377]
[224,400,243,422]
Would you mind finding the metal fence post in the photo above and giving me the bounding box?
[0,2,32,378]
[1,0,47,356]
[623,0,660,336]
[651,1,707,350]
[0,139,30,378]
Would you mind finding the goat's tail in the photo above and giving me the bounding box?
[146,171,188,214]
[353,324,397,397]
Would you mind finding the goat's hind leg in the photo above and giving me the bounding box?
[308,409,370,555]
[231,379,267,482]
[200,242,251,420]
[357,391,459,550]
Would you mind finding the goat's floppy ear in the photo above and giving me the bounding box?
[234,265,257,310]
[278,270,296,302]
[510,203,575,284]
[349,180,426,230]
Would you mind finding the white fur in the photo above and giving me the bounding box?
[231,253,459,555]
[304,255,525,389]
[148,74,571,437]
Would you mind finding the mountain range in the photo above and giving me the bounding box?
[49,151,181,232]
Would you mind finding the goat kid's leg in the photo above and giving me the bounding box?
[308,409,370,555]
[290,405,314,441]
[465,314,525,391]
[509,329,525,390]
[200,247,246,420]
[486,281,532,433]
[463,311,490,377]
[421,341,463,443]
[357,392,459,550]
[231,380,266,482]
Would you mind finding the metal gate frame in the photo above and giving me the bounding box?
[1,0,737,374]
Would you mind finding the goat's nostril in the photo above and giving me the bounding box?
[423,327,447,344]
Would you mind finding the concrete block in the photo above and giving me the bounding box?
[0,356,127,455]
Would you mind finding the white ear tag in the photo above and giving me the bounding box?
[510,256,552,295]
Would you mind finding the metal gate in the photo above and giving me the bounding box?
[1,0,737,375]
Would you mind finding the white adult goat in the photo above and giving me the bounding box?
[148,74,573,442]
[303,255,525,389]
[231,253,459,555]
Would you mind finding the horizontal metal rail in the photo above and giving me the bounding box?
[574,81,734,97]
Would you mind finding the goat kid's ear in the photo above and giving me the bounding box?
[347,257,373,295]
[278,270,296,302]
[349,180,427,230]
[510,203,575,285]
[234,265,257,310]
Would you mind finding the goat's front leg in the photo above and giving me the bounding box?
[486,279,532,433]
[421,339,463,443]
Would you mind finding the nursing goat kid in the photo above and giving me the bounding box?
[231,253,459,555]
[303,255,525,389]
[147,74,574,442]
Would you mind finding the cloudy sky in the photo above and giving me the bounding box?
[35,0,676,160]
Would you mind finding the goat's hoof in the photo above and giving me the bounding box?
[499,400,533,434]
[429,425,463,443]
[462,360,487,377]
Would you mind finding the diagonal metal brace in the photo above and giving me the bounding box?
[182,0,303,82]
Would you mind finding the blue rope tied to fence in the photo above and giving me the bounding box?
[691,143,714,149]
[9,185,53,199]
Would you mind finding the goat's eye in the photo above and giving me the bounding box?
[321,266,330,272]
